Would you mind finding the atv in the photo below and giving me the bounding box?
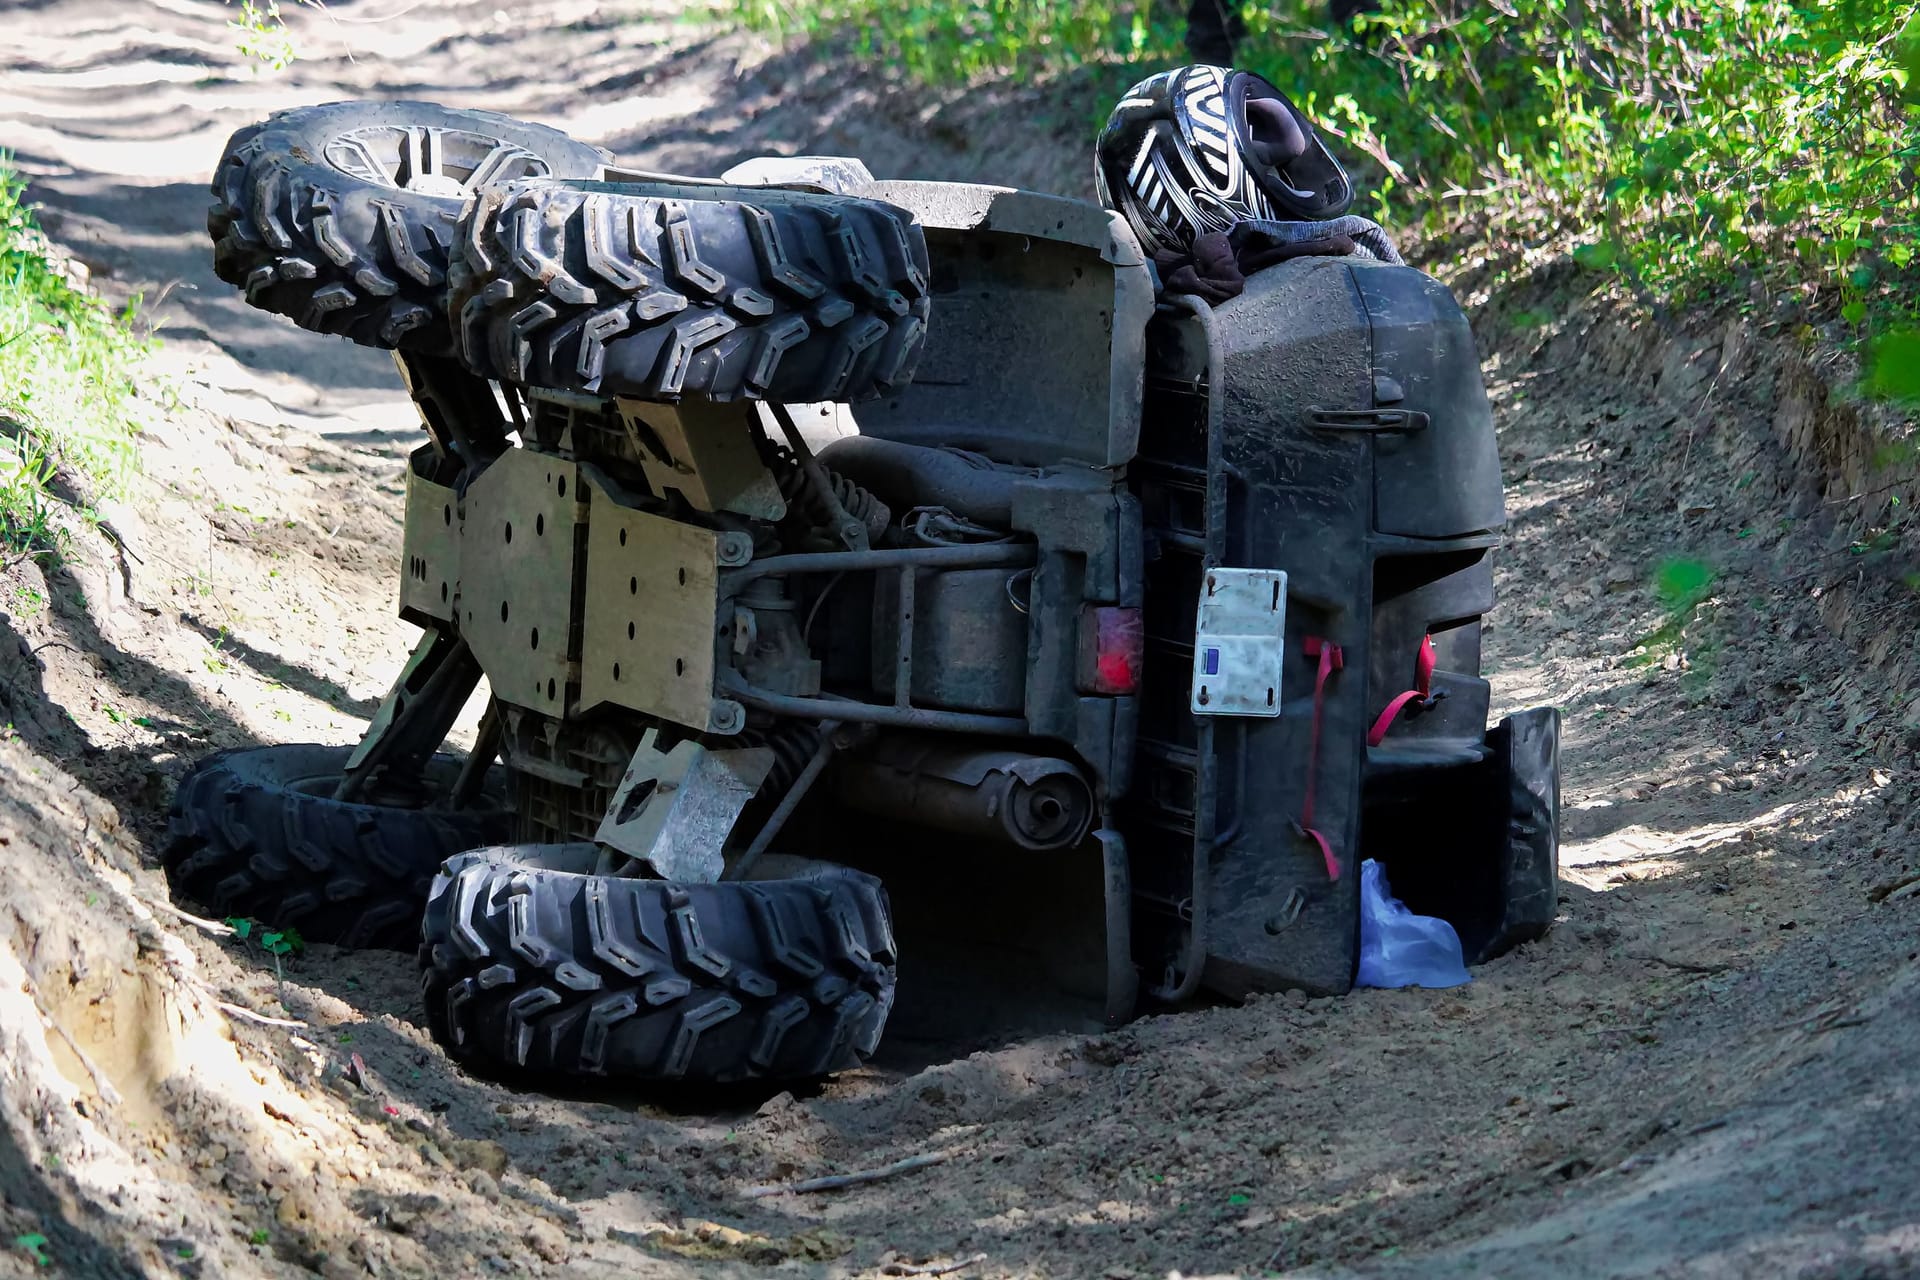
[166,100,1560,1086]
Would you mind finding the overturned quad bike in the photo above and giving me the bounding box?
[165,101,1561,1086]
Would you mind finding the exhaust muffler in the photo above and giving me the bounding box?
[834,736,1094,851]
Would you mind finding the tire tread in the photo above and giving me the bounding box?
[419,848,894,1084]
[208,101,601,354]
[449,180,930,403]
[162,745,509,949]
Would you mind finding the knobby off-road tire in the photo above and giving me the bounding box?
[209,101,605,355]
[419,846,897,1084]
[164,745,511,949]
[448,178,931,403]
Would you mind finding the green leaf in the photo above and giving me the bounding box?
[1865,329,1920,405]
[1897,16,1920,103]
[1653,557,1715,608]
[14,1234,50,1267]
[226,917,254,940]
[1842,300,1867,325]
[1572,241,1618,271]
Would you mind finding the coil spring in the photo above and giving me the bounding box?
[740,719,825,797]
[779,465,892,544]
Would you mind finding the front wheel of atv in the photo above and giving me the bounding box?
[419,846,896,1084]
[209,100,606,354]
[164,745,511,949]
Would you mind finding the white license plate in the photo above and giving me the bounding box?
[1191,568,1287,717]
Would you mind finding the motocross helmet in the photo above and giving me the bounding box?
[1095,64,1354,257]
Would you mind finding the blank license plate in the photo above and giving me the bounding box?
[1191,568,1287,717]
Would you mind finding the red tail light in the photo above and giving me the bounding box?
[1080,606,1144,695]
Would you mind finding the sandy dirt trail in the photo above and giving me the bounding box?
[1,3,1917,1277]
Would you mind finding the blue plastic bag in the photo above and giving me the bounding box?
[1355,859,1470,989]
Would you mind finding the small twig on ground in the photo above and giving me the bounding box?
[883,1253,989,1277]
[144,898,235,936]
[1868,871,1920,903]
[743,1150,954,1199]
[1774,1003,1867,1034]
[1631,953,1732,975]
[31,997,123,1106]
[214,999,307,1029]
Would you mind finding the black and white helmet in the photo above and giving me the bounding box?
[1095,65,1354,257]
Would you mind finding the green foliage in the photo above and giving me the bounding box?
[1653,556,1716,610]
[1632,554,1719,669]
[722,0,1920,328]
[0,155,148,558]
[261,927,303,957]
[13,1233,49,1268]
[726,0,1171,83]
[227,0,315,69]
[1866,327,1920,402]
[225,917,307,956]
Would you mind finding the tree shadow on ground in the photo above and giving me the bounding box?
[0,561,262,842]
[0,1114,145,1280]
[177,611,382,721]
[15,156,400,398]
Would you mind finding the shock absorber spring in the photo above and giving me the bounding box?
[737,719,825,797]
[779,464,892,545]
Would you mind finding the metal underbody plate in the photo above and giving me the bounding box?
[594,731,775,882]
[398,445,458,626]
[618,398,787,520]
[1191,567,1288,717]
[457,450,583,714]
[577,473,732,733]
[397,445,743,731]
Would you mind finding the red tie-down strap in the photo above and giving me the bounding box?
[1366,633,1439,747]
[1298,636,1344,882]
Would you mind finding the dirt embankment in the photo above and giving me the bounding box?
[1,2,1917,1277]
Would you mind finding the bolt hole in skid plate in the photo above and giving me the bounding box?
[1191,568,1288,717]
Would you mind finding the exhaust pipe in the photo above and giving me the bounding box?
[834,736,1095,851]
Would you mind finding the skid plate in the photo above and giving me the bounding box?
[458,450,582,714]
[577,473,729,732]
[398,445,458,626]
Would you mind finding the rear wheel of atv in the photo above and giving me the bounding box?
[448,178,930,402]
[164,745,511,949]
[208,101,605,355]
[419,846,896,1084]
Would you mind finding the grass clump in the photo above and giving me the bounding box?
[0,154,150,558]
[721,0,1920,334]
